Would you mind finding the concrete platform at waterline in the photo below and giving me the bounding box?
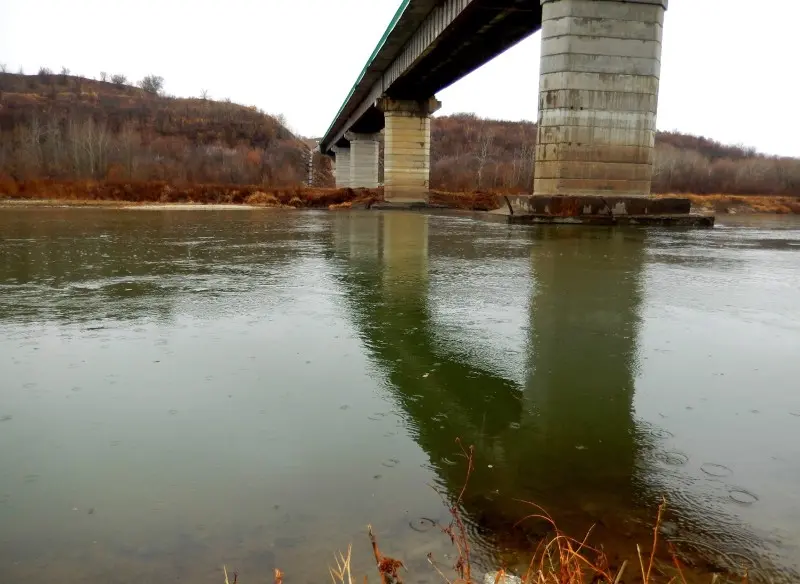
[373,195,715,227]
[498,195,715,226]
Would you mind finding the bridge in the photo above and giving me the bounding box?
[319,0,667,204]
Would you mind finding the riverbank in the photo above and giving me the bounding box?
[0,179,797,214]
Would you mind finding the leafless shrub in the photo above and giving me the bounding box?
[138,74,164,94]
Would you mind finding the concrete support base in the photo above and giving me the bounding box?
[345,132,380,188]
[332,146,351,189]
[499,195,714,226]
[378,97,441,203]
[535,0,667,196]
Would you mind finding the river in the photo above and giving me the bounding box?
[1,208,799,583]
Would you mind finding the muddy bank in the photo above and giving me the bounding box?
[658,193,800,215]
[0,179,498,211]
[0,179,797,214]
[0,179,379,209]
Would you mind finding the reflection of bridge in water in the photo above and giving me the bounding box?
[330,211,781,579]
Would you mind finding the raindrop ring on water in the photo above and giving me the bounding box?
[409,517,437,533]
[657,451,689,466]
[728,488,758,505]
[648,427,674,439]
[701,463,733,477]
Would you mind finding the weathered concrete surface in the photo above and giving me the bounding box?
[506,194,690,216]
[507,214,714,227]
[534,0,666,197]
[379,97,442,203]
[345,132,380,189]
[331,146,351,189]
[499,194,713,227]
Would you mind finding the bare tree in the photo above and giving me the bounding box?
[138,74,164,94]
[110,74,127,86]
[17,66,24,75]
[60,66,70,75]
[0,63,7,73]
[476,128,494,188]
[38,66,53,77]
[74,117,111,177]
[200,89,209,100]
[100,71,108,82]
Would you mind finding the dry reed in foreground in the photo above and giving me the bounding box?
[225,440,750,584]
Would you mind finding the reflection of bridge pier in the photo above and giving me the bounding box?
[333,214,650,555]
[512,228,646,526]
[330,215,777,577]
[382,213,429,288]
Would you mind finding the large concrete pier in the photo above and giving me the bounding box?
[535,0,665,198]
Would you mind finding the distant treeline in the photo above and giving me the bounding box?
[429,114,800,196]
[1,72,797,196]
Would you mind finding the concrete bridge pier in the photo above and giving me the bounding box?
[532,0,666,202]
[331,146,351,188]
[345,132,381,188]
[378,97,442,204]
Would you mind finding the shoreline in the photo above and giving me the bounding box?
[1,184,798,215]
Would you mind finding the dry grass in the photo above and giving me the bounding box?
[656,193,800,214]
[0,179,381,209]
[226,440,752,584]
[2,178,797,215]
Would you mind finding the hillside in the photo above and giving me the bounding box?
[1,72,797,198]
[429,114,800,196]
[0,72,332,185]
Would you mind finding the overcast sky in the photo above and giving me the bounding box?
[1,0,797,157]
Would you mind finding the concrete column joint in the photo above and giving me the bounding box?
[377,96,442,117]
[541,0,667,7]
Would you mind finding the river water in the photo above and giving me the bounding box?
[1,208,799,583]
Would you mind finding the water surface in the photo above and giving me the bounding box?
[1,208,799,583]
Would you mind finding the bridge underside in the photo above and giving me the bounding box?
[323,0,668,205]
[345,1,543,139]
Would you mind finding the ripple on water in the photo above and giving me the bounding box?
[728,488,759,505]
[656,450,689,466]
[409,517,437,533]
[701,463,733,478]
[648,427,674,439]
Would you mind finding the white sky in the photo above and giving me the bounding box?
[1,0,797,157]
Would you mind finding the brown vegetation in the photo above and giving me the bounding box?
[657,194,800,215]
[431,114,537,193]
[2,178,798,215]
[2,72,798,209]
[430,115,800,198]
[0,179,378,208]
[265,441,747,584]
[0,72,332,186]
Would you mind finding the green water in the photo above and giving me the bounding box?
[1,208,799,583]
